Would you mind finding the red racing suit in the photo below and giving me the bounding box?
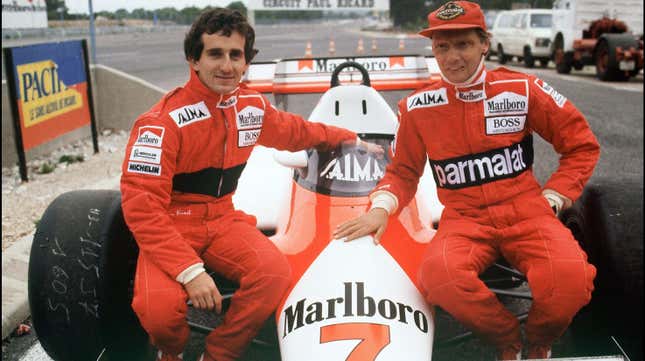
[120,69,355,361]
[371,67,600,353]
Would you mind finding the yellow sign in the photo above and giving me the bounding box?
[16,60,83,127]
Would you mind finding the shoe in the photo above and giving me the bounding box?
[156,350,183,361]
[526,345,552,359]
[496,346,521,360]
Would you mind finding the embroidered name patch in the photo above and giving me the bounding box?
[237,106,264,130]
[535,78,566,108]
[169,101,211,128]
[457,89,485,102]
[129,146,162,164]
[486,115,526,135]
[407,88,449,111]
[134,125,165,148]
[238,129,261,147]
[127,161,161,176]
[484,91,528,116]
[218,96,238,108]
[436,2,465,20]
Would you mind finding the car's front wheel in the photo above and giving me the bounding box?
[523,46,535,68]
[560,179,643,359]
[497,44,508,65]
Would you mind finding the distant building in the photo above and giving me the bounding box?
[2,0,47,29]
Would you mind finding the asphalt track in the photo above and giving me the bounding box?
[2,21,643,361]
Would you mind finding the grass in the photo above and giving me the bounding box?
[58,154,85,165]
[37,162,56,174]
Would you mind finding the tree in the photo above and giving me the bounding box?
[180,6,202,24]
[131,8,153,20]
[112,8,128,19]
[156,7,180,23]
[45,0,68,20]
[227,1,247,15]
[390,0,429,28]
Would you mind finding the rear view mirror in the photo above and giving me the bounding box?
[273,150,308,168]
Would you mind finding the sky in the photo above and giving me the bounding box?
[64,0,235,14]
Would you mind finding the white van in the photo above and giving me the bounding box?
[490,9,553,68]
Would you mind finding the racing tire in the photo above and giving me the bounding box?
[28,190,153,361]
[594,34,638,82]
[523,47,535,68]
[559,179,643,359]
[497,44,508,65]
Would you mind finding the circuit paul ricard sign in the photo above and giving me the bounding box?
[247,0,389,11]
[3,39,98,181]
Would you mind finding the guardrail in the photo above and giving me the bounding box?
[2,25,189,40]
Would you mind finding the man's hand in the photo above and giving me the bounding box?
[360,140,385,159]
[333,208,389,244]
[184,272,223,313]
[542,189,572,216]
[350,138,385,159]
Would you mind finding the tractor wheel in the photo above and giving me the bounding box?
[595,34,640,81]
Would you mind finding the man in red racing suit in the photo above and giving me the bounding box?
[335,1,600,360]
[121,8,381,361]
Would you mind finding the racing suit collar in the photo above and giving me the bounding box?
[440,55,487,88]
[186,67,240,105]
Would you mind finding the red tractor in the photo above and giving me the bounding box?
[553,16,644,81]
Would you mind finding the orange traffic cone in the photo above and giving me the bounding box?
[304,41,313,58]
[371,39,378,52]
[356,38,365,54]
[328,39,336,55]
[398,38,405,50]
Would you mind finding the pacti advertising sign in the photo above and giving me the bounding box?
[4,39,98,181]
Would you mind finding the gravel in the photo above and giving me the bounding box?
[1,129,129,251]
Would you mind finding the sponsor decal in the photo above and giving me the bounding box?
[435,1,465,20]
[484,91,528,116]
[486,115,526,135]
[238,129,261,147]
[236,106,264,129]
[429,136,534,189]
[129,145,162,164]
[534,78,566,108]
[175,209,192,216]
[282,282,429,337]
[302,57,393,73]
[320,152,385,182]
[134,125,165,147]
[457,89,485,102]
[169,101,211,127]
[127,161,161,176]
[17,59,83,127]
[217,96,237,108]
[407,88,449,111]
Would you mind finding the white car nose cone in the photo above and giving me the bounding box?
[277,236,434,361]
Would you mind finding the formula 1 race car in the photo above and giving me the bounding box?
[27,58,641,361]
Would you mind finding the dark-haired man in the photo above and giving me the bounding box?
[121,8,382,361]
[335,1,599,360]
